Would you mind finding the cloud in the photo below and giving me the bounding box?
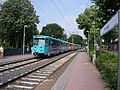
[75,4,86,14]
[80,4,86,9]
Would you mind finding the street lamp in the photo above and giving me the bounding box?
[72,32,74,43]
[23,25,27,55]
[93,24,96,64]
[0,2,2,45]
[86,31,89,54]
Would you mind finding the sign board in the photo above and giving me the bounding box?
[100,12,118,36]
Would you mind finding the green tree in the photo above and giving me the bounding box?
[68,34,83,45]
[62,34,67,41]
[90,0,120,49]
[76,6,99,38]
[91,0,120,20]
[76,6,100,49]
[76,0,120,52]
[0,0,39,48]
[82,39,88,48]
[40,23,65,39]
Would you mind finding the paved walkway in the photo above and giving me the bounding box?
[51,52,104,90]
[0,54,34,65]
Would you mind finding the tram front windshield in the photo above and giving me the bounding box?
[34,38,45,46]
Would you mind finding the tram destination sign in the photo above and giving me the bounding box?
[100,12,118,36]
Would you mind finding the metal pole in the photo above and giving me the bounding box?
[23,25,27,55]
[72,32,74,43]
[117,9,120,90]
[0,2,2,45]
[100,36,102,63]
[73,35,74,43]
[72,36,73,43]
[93,27,96,64]
[1,29,3,45]
[88,31,89,54]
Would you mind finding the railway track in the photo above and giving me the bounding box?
[0,51,78,90]
[0,58,41,72]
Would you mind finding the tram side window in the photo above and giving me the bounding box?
[45,38,49,46]
[49,39,51,46]
[51,40,57,46]
[61,42,64,49]
[51,40,53,46]
[57,41,60,46]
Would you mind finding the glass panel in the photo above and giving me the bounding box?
[46,38,49,46]
[34,38,45,46]
[33,39,39,45]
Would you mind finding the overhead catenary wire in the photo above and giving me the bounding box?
[59,0,77,32]
[50,0,72,31]
[30,0,57,23]
[18,0,50,26]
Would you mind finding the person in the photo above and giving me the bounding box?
[0,46,4,58]
[0,46,4,52]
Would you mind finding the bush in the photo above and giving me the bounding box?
[95,52,118,90]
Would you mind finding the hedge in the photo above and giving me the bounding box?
[95,51,118,90]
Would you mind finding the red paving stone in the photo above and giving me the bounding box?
[52,52,105,90]
[65,52,104,90]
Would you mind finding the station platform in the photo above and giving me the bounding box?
[0,54,34,65]
[51,52,105,90]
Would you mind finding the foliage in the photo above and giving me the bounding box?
[62,34,67,41]
[76,6,101,51]
[40,23,66,40]
[0,0,39,48]
[103,28,118,50]
[76,0,120,51]
[81,39,87,48]
[95,52,118,90]
[90,0,120,49]
[76,6,100,38]
[68,34,83,45]
[91,0,120,19]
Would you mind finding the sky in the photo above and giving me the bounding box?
[1,0,93,39]
[29,0,93,39]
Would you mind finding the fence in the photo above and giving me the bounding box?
[4,47,31,56]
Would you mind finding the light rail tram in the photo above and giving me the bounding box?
[32,35,80,57]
